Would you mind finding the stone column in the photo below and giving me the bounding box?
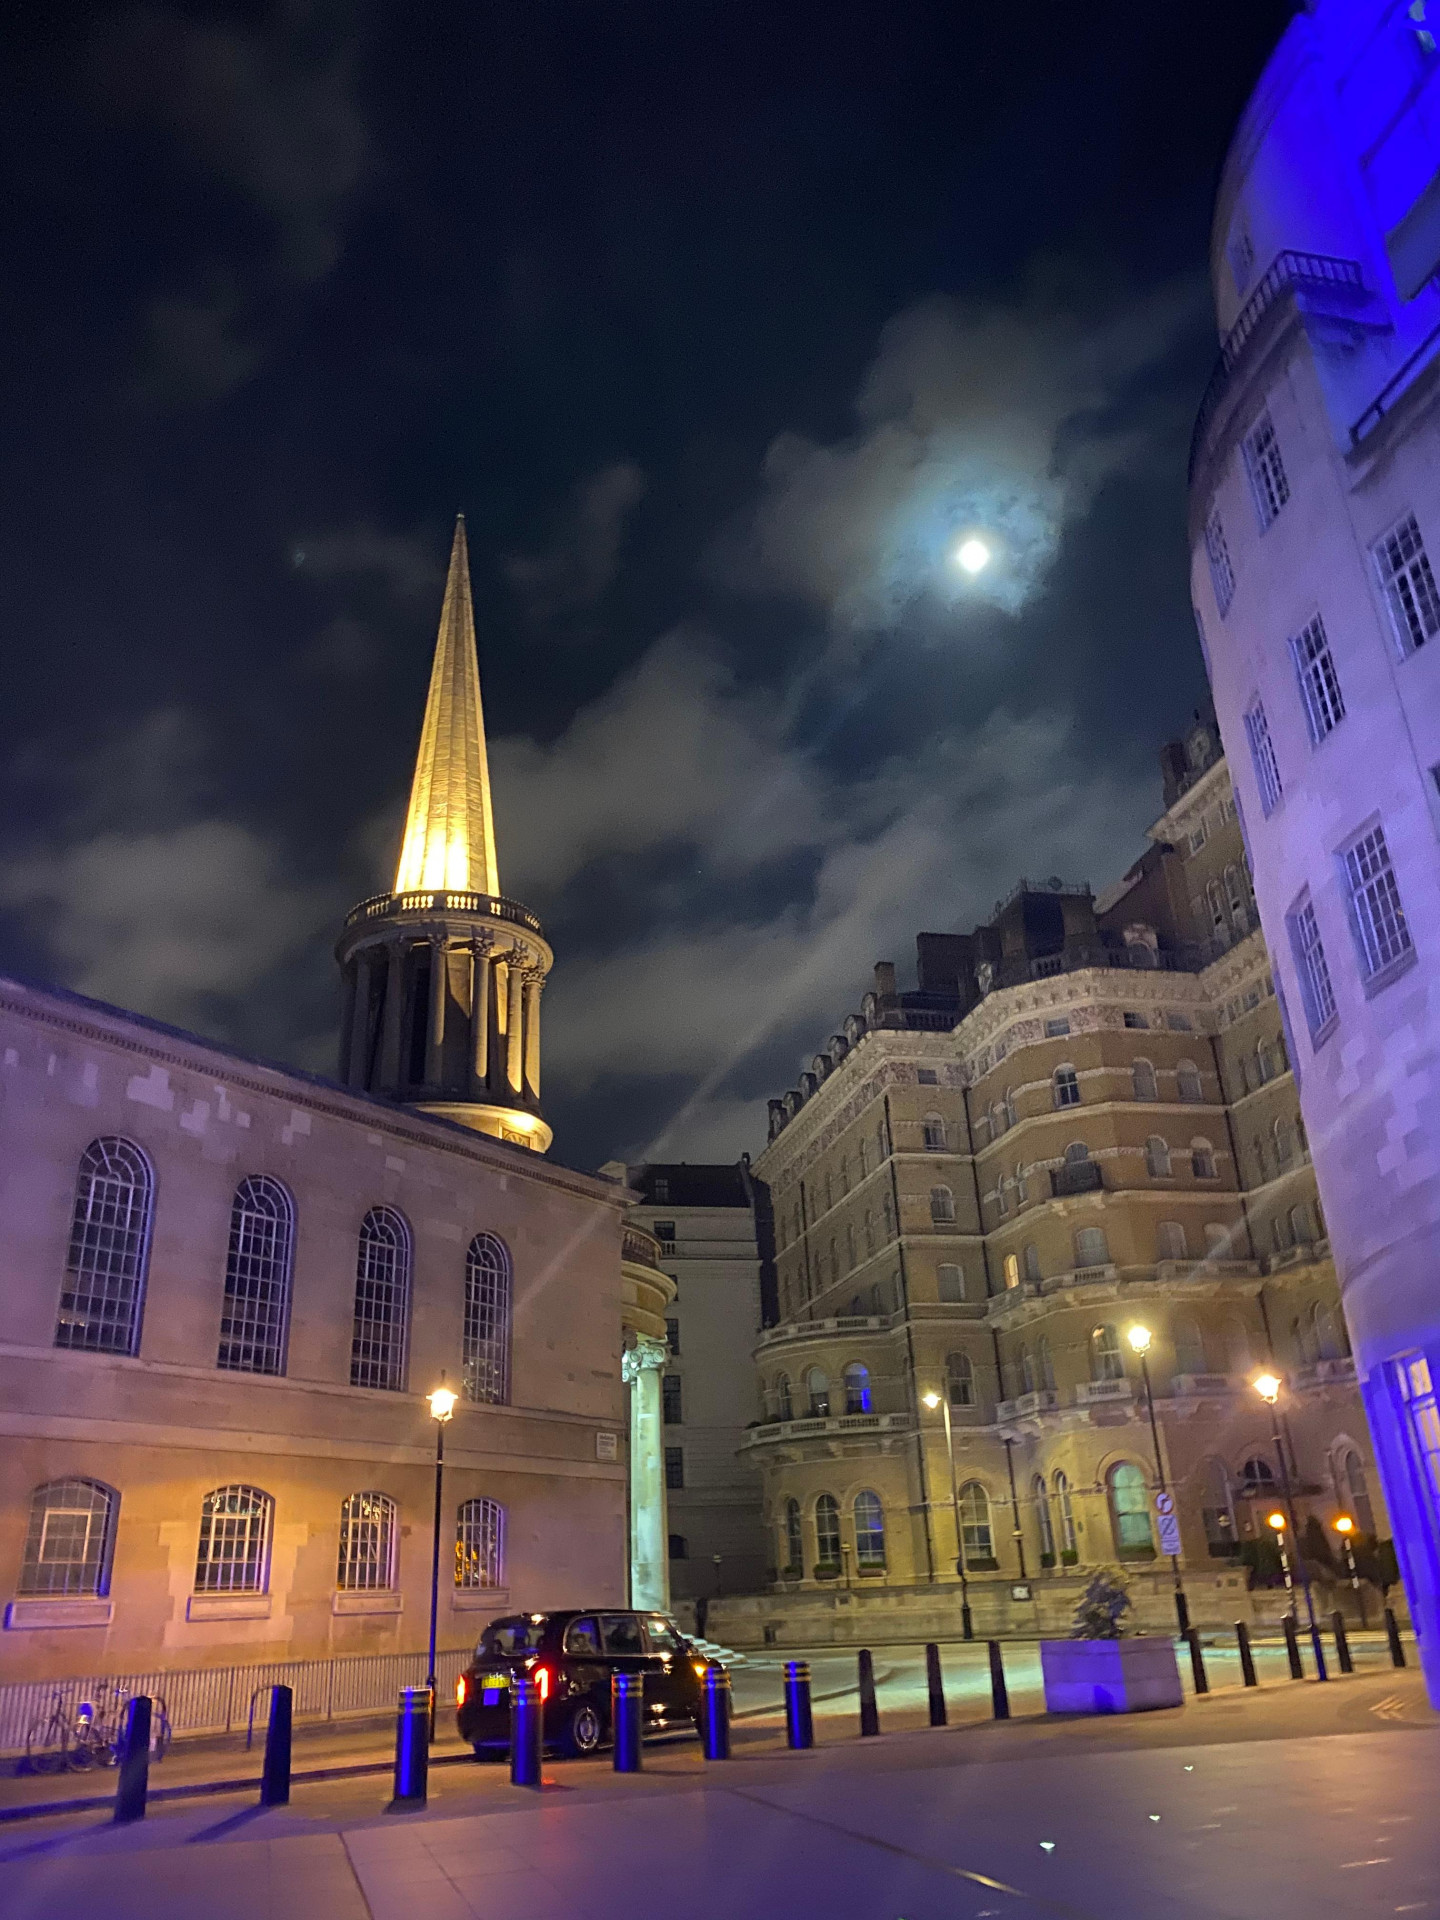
[470,940,490,1085]
[378,945,407,1091]
[506,955,525,1092]
[523,974,542,1097]
[426,939,448,1086]
[622,1337,670,1611]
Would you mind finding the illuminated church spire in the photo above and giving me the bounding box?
[393,515,500,897]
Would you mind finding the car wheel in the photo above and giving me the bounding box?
[559,1701,604,1758]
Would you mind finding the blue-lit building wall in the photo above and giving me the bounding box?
[1190,0,1440,1703]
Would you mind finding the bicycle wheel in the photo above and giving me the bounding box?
[67,1723,103,1772]
[25,1713,68,1775]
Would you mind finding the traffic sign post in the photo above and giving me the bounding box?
[1154,1490,1182,1559]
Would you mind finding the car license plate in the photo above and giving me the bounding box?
[482,1674,508,1706]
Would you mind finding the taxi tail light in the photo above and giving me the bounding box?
[455,1675,467,1707]
[535,1665,551,1702]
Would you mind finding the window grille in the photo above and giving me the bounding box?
[1205,507,1235,614]
[350,1207,411,1390]
[664,1447,685,1490]
[853,1491,886,1567]
[1374,513,1440,656]
[814,1494,841,1563]
[217,1176,294,1374]
[337,1492,397,1591]
[1045,1017,1070,1037]
[665,1317,680,1354]
[1243,411,1290,528]
[55,1137,153,1355]
[20,1479,117,1596]
[455,1497,505,1589]
[1343,825,1413,980]
[1290,896,1337,1034]
[195,1485,273,1593]
[462,1231,511,1404]
[1244,701,1282,816]
[1290,615,1345,742]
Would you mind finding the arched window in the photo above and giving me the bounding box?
[1224,863,1246,919]
[1204,1223,1231,1258]
[456,1497,505,1589]
[1224,1316,1253,1373]
[938,1262,965,1302]
[1206,878,1226,933]
[989,1101,1006,1138]
[1074,1225,1110,1270]
[1053,1066,1081,1109]
[1005,1087,1018,1128]
[1256,1042,1276,1085]
[930,1186,956,1224]
[1053,1470,1077,1556]
[1273,1215,1293,1253]
[218,1176,295,1375]
[56,1137,154,1356]
[1064,1140,1090,1164]
[864,1209,875,1255]
[995,1176,1010,1217]
[854,1491,886,1568]
[20,1479,117,1596]
[1337,1448,1375,1534]
[1157,1220,1186,1260]
[1015,1162,1028,1203]
[814,1494,842,1567]
[195,1485,273,1594]
[463,1232,512,1404]
[351,1207,412,1391]
[1191,1140,1217,1179]
[1132,1059,1157,1101]
[1146,1135,1172,1178]
[337,1492,397,1591]
[1172,1314,1207,1377]
[843,1362,871,1415]
[1293,1311,1318,1367]
[1003,1251,1020,1289]
[806,1367,830,1417]
[858,1138,868,1179]
[946,1350,974,1408]
[958,1482,994,1563]
[1090,1323,1124,1381]
[923,1113,947,1151]
[829,1240,839,1284]
[846,1224,857,1270]
[1023,1243,1041,1282]
[1108,1463,1154,1555]
[1240,1456,1277,1494]
[776,1373,793,1421]
[1019,1345,1036,1394]
[1036,1334,1055,1391]
[1202,1459,1237,1554]
[1289,1204,1313,1245]
[824,1171,833,1211]
[882,1191,895,1238]
[1034,1474,1056,1560]
[1177,1061,1203,1102]
[783,1498,803,1572]
[1273,1119,1294,1168]
[839,1156,849,1194]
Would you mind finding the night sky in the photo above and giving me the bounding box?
[0,1,1296,1172]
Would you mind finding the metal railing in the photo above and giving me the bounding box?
[621,1226,664,1268]
[344,890,545,936]
[0,1644,474,1758]
[740,1411,912,1449]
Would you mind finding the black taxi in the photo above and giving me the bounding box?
[455,1608,710,1757]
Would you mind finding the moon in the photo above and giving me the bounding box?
[955,536,991,575]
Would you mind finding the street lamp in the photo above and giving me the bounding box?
[1253,1372,1328,1679]
[426,1377,458,1738]
[922,1388,973,1639]
[1333,1514,1368,1628]
[1127,1325,1190,1634]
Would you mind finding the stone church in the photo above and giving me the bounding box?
[0,519,672,1688]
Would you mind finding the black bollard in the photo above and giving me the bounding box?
[113,1695,151,1825]
[1283,1614,1304,1681]
[1184,1628,1209,1696]
[701,1665,731,1760]
[857,1649,880,1737]
[1174,1588,1192,1636]
[988,1640,1010,1721]
[392,1686,429,1807]
[925,1642,947,1728]
[260,1684,293,1807]
[612,1671,642,1772]
[1235,1621,1258,1689]
[783,1659,814,1750]
[1331,1610,1354,1676]
[1385,1606,1407,1668]
[510,1675,543,1789]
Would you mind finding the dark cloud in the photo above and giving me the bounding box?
[503,462,648,626]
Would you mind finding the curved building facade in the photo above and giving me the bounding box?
[1189,0,1440,1699]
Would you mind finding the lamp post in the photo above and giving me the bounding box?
[1267,1509,1295,1602]
[1253,1372,1327,1679]
[1333,1513,1368,1629]
[922,1389,973,1639]
[1127,1325,1190,1634]
[426,1377,458,1738]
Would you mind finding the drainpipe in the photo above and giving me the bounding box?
[887,1091,937,1584]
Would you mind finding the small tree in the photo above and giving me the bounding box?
[1072,1566,1132,1639]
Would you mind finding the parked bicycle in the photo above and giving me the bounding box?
[24,1686,173,1773]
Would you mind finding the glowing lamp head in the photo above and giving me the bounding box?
[922,1391,941,1410]
[1253,1372,1282,1406]
[1127,1325,1152,1355]
[428,1383,458,1423]
[955,536,991,576]
[1334,1515,1355,1536]
[1267,1511,1287,1533]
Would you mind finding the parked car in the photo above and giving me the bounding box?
[455,1608,710,1757]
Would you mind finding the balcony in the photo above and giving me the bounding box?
[1171,1372,1239,1397]
[1294,1356,1357,1389]
[755,1315,890,1353]
[997,1389,1061,1420]
[622,1226,664,1269]
[739,1411,912,1450]
[1154,1258,1261,1284]
[1075,1377,1133,1405]
[344,889,545,936]
[1051,1161,1104,1198]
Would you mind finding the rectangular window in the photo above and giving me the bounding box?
[1290,615,1345,742]
[1244,700,1283,816]
[1044,1017,1070,1037]
[916,1067,939,1085]
[662,1373,683,1424]
[1395,1354,1440,1529]
[1123,1011,1148,1029]
[665,1316,680,1355]
[1166,1012,1193,1032]
[1373,512,1440,657]
[1243,410,1290,529]
[653,1220,676,1248]
[1342,824,1414,981]
[664,1446,685,1490]
[937,1262,965,1302]
[1288,895,1337,1037]
[1205,508,1236,615]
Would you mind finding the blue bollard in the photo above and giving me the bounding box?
[510,1675,543,1788]
[612,1671,643,1772]
[784,1659,814,1749]
[260,1684,293,1806]
[113,1696,152,1825]
[392,1686,429,1807]
[701,1665,731,1760]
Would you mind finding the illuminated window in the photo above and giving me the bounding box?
[814,1494,841,1565]
[337,1492,397,1591]
[195,1485,273,1594]
[1291,615,1346,742]
[843,1363,871,1415]
[806,1367,830,1417]
[1244,701,1282,816]
[217,1177,294,1375]
[350,1207,411,1391]
[463,1232,512,1404]
[1243,410,1290,529]
[958,1482,993,1563]
[1003,1251,1020,1289]
[1053,1471,1077,1555]
[853,1491,886,1568]
[1205,507,1236,615]
[456,1497,505,1588]
[55,1137,154,1356]
[1343,824,1413,981]
[19,1480,117,1596]
[1109,1463,1154,1555]
[1090,1324,1124,1381]
[1373,512,1440,656]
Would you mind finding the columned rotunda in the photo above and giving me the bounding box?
[335,517,553,1152]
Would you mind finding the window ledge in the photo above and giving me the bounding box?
[333,1590,402,1616]
[5,1597,114,1631]
[1361,948,1418,1000]
[451,1587,509,1612]
[187,1592,271,1621]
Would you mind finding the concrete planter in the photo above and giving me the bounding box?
[1040,1635,1183,1714]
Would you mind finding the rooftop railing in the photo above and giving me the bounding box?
[344,890,545,935]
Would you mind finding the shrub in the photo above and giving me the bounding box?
[1072,1567,1132,1639]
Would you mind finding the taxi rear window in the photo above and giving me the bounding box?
[479,1616,549,1657]
[564,1616,602,1655]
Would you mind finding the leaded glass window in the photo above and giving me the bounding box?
[455,1497,505,1589]
[462,1231,512,1404]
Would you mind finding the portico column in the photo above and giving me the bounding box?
[345,949,371,1085]
[426,939,448,1085]
[622,1337,670,1611]
[470,940,491,1085]
[506,955,525,1092]
[378,945,407,1090]
[523,973,542,1097]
